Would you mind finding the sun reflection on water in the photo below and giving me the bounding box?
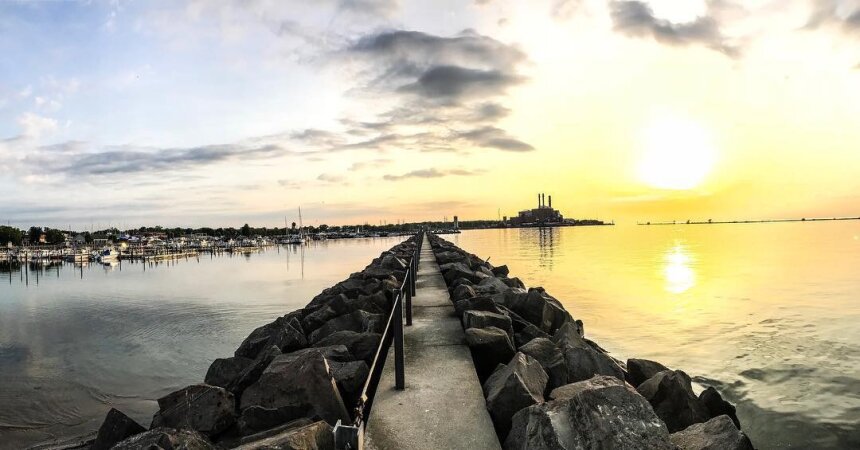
[664,242,695,294]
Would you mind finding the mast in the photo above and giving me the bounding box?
[298,207,304,239]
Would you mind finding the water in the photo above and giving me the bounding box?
[446,222,860,449]
[0,237,405,449]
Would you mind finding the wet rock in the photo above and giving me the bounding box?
[240,351,350,426]
[329,360,370,409]
[151,384,236,438]
[637,370,710,432]
[204,356,253,389]
[491,265,509,277]
[440,262,483,284]
[483,352,548,441]
[452,284,477,302]
[91,408,147,450]
[505,376,673,450]
[518,338,568,394]
[465,326,516,382]
[308,310,383,344]
[313,331,381,364]
[232,420,334,450]
[463,310,514,338]
[700,386,741,429]
[627,358,670,387]
[112,428,213,450]
[236,405,312,437]
[670,415,754,450]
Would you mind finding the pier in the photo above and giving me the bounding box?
[364,234,499,450]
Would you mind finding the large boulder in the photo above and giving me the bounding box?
[329,360,370,409]
[670,415,754,450]
[637,370,710,432]
[454,296,502,318]
[513,324,550,348]
[500,288,572,334]
[91,408,147,450]
[240,351,350,426]
[313,331,381,364]
[452,284,477,302]
[235,316,307,359]
[505,376,673,450]
[501,277,526,290]
[627,358,670,387]
[491,265,510,277]
[232,420,334,450]
[236,405,312,437]
[700,387,741,429]
[308,310,383,344]
[465,327,516,381]
[518,338,568,394]
[553,323,624,383]
[226,345,282,397]
[435,250,466,265]
[463,310,514,339]
[483,353,548,441]
[473,277,511,296]
[440,262,483,284]
[112,428,213,450]
[204,356,254,389]
[151,384,236,438]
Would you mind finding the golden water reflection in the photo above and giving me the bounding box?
[664,242,695,294]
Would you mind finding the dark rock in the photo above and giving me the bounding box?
[435,250,466,265]
[491,265,509,277]
[451,284,477,302]
[227,345,282,397]
[473,276,511,296]
[463,310,514,338]
[329,360,370,409]
[552,321,585,348]
[505,376,673,450]
[236,316,307,359]
[232,420,334,450]
[313,331,381,364]
[91,408,147,450]
[112,428,213,450]
[476,265,494,277]
[454,296,502,319]
[240,351,350,426]
[483,352,547,441]
[513,324,550,348]
[204,356,254,389]
[465,327,516,382]
[518,338,568,394]
[501,277,525,290]
[670,415,754,450]
[637,370,710,433]
[225,418,313,447]
[700,387,741,429]
[378,254,406,270]
[500,288,572,334]
[151,384,236,438]
[308,310,383,344]
[552,323,624,383]
[450,277,474,290]
[440,262,482,284]
[236,405,312,437]
[627,358,670,387]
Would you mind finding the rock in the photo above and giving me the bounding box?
[637,370,710,433]
[151,384,236,438]
[308,310,383,344]
[91,408,147,450]
[513,324,550,348]
[491,265,510,277]
[225,418,313,447]
[232,420,334,450]
[465,327,516,381]
[237,405,312,436]
[518,338,568,394]
[627,358,670,387]
[451,284,477,302]
[500,288,571,334]
[476,265,495,277]
[473,276,511,296]
[112,428,213,450]
[204,356,254,389]
[329,360,370,409]
[236,316,307,359]
[552,321,585,348]
[379,254,406,270]
[463,310,514,339]
[435,250,466,265]
[450,277,474,290]
[483,352,548,441]
[313,331,381,364]
[505,376,673,450]
[454,296,502,318]
[227,345,282,397]
[700,387,741,429]
[670,415,754,450]
[240,351,350,426]
[501,277,525,290]
[440,262,482,284]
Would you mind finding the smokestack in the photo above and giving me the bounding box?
[537,193,541,208]
[542,193,546,208]
[549,195,552,209]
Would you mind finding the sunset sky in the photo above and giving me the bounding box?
[2,0,859,228]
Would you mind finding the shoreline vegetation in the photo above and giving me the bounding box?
[638,216,860,226]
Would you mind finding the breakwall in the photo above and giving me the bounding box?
[427,234,755,450]
[83,235,420,450]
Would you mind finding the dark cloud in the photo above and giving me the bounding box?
[609,1,739,56]
[382,167,484,181]
[806,0,860,31]
[398,65,522,100]
[457,126,535,152]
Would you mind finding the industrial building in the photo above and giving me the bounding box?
[507,193,564,226]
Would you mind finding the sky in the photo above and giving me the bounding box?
[1,0,859,229]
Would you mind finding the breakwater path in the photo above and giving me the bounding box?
[365,234,500,450]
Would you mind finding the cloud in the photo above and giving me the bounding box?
[399,65,522,100]
[457,126,535,152]
[349,158,392,170]
[317,173,347,183]
[18,113,58,138]
[383,167,484,181]
[609,0,739,56]
[806,0,860,31]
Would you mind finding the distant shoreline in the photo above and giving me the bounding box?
[637,216,860,226]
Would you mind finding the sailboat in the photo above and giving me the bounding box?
[284,208,306,244]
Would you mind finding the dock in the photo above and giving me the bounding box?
[364,234,500,450]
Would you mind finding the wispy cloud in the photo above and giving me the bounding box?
[382,167,484,181]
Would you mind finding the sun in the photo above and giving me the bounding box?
[637,115,717,190]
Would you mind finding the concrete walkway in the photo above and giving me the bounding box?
[365,234,500,450]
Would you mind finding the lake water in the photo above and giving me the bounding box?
[447,223,860,449]
[1,224,859,449]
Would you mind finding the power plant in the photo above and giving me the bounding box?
[507,193,565,226]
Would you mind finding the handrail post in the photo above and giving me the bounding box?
[405,270,413,326]
[393,292,405,390]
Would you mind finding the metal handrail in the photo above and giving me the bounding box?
[334,232,422,449]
